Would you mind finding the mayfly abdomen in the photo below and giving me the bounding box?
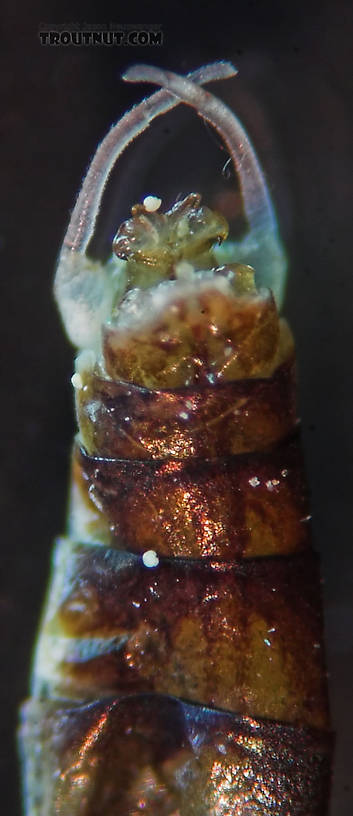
[19,63,332,815]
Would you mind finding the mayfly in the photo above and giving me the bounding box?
[19,62,332,815]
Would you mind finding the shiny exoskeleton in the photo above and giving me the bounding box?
[19,63,332,816]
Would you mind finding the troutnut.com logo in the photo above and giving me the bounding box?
[38,22,163,46]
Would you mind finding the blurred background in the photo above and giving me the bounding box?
[1,1,352,813]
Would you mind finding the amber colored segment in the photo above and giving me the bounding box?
[53,545,328,728]
[76,358,296,460]
[108,193,293,390]
[75,433,310,558]
[20,695,332,816]
[103,286,281,389]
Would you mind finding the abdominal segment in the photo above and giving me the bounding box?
[21,696,331,816]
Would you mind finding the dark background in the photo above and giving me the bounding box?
[1,2,352,814]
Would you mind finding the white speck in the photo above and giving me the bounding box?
[264,638,271,647]
[224,346,233,357]
[179,411,189,421]
[142,550,159,568]
[206,372,216,384]
[143,195,161,212]
[265,479,279,491]
[301,514,312,522]
[132,601,141,608]
[281,469,288,477]
[267,627,276,633]
[313,642,321,649]
[185,400,193,410]
[65,599,87,614]
[86,400,100,423]
[249,477,260,487]
[71,372,83,390]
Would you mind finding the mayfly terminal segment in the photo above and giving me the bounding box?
[19,63,332,816]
